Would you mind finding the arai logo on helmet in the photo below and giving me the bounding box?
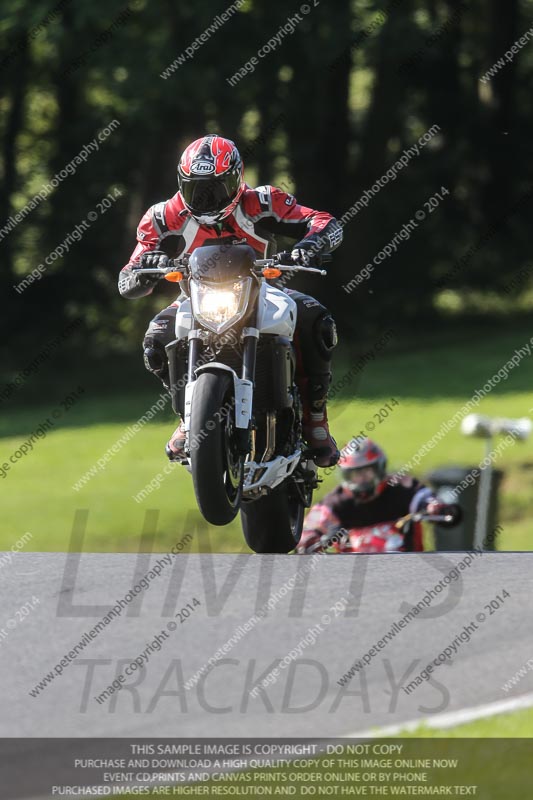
[190,160,215,175]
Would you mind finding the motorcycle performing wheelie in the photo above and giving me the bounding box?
[134,243,331,553]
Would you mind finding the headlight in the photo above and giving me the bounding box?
[190,278,252,334]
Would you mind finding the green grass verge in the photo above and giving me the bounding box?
[400,705,533,737]
[1,324,532,552]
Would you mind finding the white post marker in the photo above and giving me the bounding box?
[461,414,532,549]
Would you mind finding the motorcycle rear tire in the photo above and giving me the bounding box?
[240,483,304,553]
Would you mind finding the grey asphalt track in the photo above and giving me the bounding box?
[1,551,532,742]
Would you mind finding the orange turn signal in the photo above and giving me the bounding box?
[164,271,184,282]
[262,267,282,279]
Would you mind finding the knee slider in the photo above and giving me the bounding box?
[314,314,338,360]
[143,341,166,375]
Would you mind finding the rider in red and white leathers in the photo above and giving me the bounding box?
[118,134,343,466]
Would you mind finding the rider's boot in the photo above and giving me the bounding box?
[165,419,187,461]
[287,301,339,468]
[301,373,340,468]
[143,317,180,460]
[144,343,181,459]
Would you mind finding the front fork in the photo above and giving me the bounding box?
[166,327,259,455]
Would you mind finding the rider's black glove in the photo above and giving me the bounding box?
[426,500,463,528]
[128,250,171,290]
[291,241,318,266]
[118,251,169,298]
[442,503,462,527]
[139,250,171,270]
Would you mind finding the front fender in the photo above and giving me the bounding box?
[194,363,253,430]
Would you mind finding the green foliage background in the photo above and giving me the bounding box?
[1,0,533,550]
[2,0,533,359]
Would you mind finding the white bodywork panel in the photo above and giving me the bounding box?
[242,451,302,496]
[255,283,297,337]
[173,284,297,340]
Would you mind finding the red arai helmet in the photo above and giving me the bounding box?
[338,437,388,502]
[177,134,245,225]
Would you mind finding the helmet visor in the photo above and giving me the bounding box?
[341,465,380,497]
[180,170,241,216]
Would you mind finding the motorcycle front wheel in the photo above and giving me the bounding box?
[189,372,244,526]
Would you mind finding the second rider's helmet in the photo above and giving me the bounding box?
[338,438,388,503]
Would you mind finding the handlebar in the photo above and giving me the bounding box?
[132,250,331,281]
[299,509,461,554]
[403,510,458,526]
